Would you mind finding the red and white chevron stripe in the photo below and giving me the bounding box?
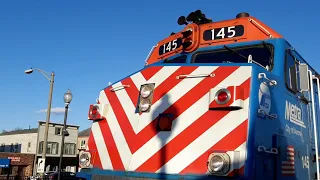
[87,65,252,175]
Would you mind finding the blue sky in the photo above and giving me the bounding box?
[0,0,318,132]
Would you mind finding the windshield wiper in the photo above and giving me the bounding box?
[223,45,247,60]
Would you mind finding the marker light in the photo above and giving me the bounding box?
[90,106,99,118]
[215,89,231,105]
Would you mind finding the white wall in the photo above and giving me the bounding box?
[0,133,38,153]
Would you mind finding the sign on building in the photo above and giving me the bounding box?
[37,158,45,173]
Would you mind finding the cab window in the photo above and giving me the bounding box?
[163,55,187,63]
[285,50,300,93]
[192,44,273,70]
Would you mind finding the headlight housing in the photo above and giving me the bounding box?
[207,153,230,175]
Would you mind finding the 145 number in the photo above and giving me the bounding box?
[211,26,236,40]
[162,39,178,54]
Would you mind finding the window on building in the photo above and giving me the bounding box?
[14,143,18,152]
[10,143,14,152]
[0,144,5,152]
[80,140,86,148]
[55,127,62,135]
[38,141,59,155]
[64,143,76,155]
[27,142,31,152]
[0,167,12,175]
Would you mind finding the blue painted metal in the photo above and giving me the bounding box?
[77,37,320,180]
[0,158,10,168]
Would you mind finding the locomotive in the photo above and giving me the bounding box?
[76,10,320,180]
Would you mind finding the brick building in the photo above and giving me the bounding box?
[0,153,34,177]
[0,128,38,177]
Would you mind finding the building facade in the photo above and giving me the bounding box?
[77,128,90,152]
[0,128,38,177]
[33,121,79,175]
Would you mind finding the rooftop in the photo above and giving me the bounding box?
[38,121,80,128]
[78,128,90,137]
[0,128,38,136]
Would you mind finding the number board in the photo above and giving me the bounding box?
[159,38,182,55]
[203,25,244,41]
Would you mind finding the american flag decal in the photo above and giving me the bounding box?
[282,146,295,175]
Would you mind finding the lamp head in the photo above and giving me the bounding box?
[64,89,73,105]
[24,68,34,74]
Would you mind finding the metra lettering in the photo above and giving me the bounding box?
[285,101,306,128]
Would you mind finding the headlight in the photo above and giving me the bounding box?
[140,85,153,98]
[207,153,230,175]
[139,99,151,112]
[79,152,91,168]
[210,155,224,171]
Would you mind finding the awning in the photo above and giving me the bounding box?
[0,158,10,168]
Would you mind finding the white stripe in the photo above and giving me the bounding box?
[137,66,219,132]
[156,99,249,173]
[287,147,294,151]
[91,122,113,169]
[131,72,146,90]
[113,81,140,133]
[287,152,294,156]
[147,66,180,88]
[288,157,294,160]
[129,67,251,170]
[99,91,132,169]
[130,66,180,90]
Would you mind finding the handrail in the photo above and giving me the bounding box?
[309,70,320,180]
[176,73,215,79]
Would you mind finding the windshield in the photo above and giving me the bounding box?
[192,43,273,70]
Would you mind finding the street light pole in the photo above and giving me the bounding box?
[25,68,54,176]
[58,89,73,180]
[43,72,54,160]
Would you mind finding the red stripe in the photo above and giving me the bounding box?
[140,66,163,81]
[88,130,103,169]
[179,120,248,174]
[151,66,198,103]
[99,120,125,170]
[122,78,140,108]
[136,76,250,172]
